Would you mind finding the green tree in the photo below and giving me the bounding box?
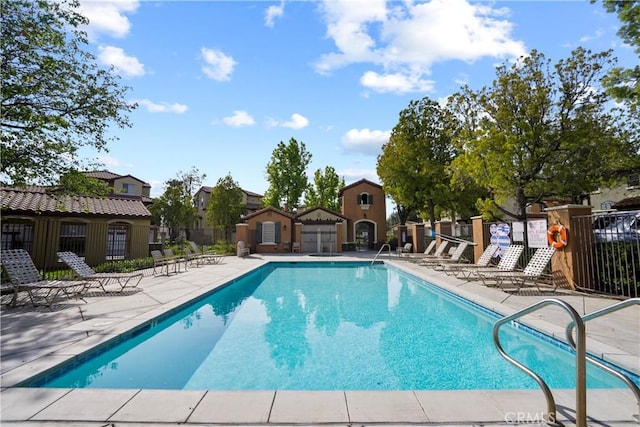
[205,174,244,241]
[264,138,312,212]
[450,48,631,220]
[592,0,639,110]
[150,179,196,242]
[1,0,135,190]
[304,166,345,211]
[376,97,459,230]
[177,166,206,239]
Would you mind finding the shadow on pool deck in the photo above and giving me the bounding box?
[1,253,638,426]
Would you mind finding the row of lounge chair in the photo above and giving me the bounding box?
[151,242,225,276]
[403,240,558,294]
[1,242,226,307]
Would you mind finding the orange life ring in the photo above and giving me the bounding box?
[547,224,568,249]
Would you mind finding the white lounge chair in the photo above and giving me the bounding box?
[396,242,413,256]
[57,251,143,293]
[484,247,557,292]
[409,240,449,263]
[430,241,472,270]
[440,244,499,276]
[1,249,88,307]
[456,245,524,281]
[405,240,436,260]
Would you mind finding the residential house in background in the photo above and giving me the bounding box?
[586,172,640,211]
[236,179,387,254]
[192,186,263,243]
[1,185,153,272]
[339,179,387,250]
[82,170,153,206]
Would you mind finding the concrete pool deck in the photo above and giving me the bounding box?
[1,253,638,426]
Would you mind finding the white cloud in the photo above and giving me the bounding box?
[341,128,390,155]
[98,45,145,77]
[265,1,285,27]
[201,47,237,81]
[338,168,381,184]
[223,110,256,127]
[360,71,434,94]
[579,29,604,43]
[282,113,309,129]
[78,1,139,40]
[96,155,133,169]
[133,99,188,114]
[267,113,309,129]
[315,0,526,93]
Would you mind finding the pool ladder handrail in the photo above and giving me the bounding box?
[493,298,586,427]
[371,243,392,264]
[565,297,640,422]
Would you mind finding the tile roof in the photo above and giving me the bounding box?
[83,170,151,187]
[82,170,122,180]
[197,187,263,198]
[242,206,294,220]
[243,189,263,197]
[1,186,152,218]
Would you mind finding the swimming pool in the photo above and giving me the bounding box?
[25,262,633,390]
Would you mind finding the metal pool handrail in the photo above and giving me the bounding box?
[493,299,586,427]
[565,297,640,422]
[371,243,391,264]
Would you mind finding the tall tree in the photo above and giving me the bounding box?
[205,174,244,241]
[149,179,196,242]
[592,0,639,111]
[450,48,631,219]
[1,0,135,190]
[177,166,206,239]
[264,138,312,212]
[376,97,459,229]
[178,166,206,201]
[304,166,345,211]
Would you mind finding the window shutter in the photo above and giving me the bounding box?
[357,194,362,204]
[275,222,281,243]
[256,222,262,243]
[368,194,373,204]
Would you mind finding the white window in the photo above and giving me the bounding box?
[262,222,275,244]
[122,183,135,195]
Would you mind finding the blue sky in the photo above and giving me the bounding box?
[77,0,635,212]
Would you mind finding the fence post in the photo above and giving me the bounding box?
[471,215,485,263]
[409,223,424,253]
[545,204,593,290]
[435,221,452,249]
[235,223,248,246]
[396,224,408,248]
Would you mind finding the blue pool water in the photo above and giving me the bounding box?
[29,262,633,390]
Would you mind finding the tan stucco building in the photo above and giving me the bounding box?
[235,179,387,254]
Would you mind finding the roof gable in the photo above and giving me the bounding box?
[338,178,382,196]
[243,206,293,220]
[295,206,347,221]
[83,170,150,187]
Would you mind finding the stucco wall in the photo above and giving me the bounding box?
[244,209,294,253]
[340,182,387,243]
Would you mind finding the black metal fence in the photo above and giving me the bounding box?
[572,212,639,297]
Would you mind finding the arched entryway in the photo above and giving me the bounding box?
[354,220,376,250]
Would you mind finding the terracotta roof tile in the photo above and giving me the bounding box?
[82,170,122,180]
[1,186,151,217]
